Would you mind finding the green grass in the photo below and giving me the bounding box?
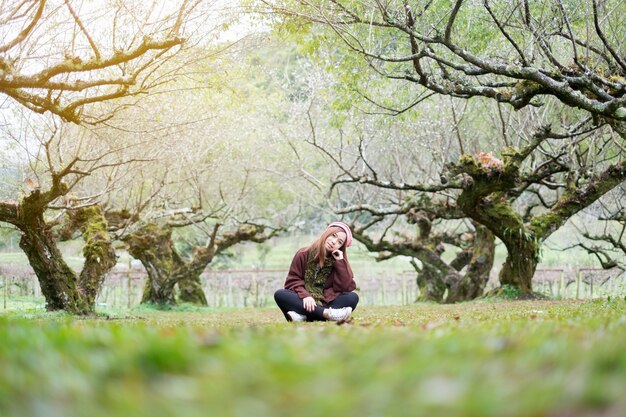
[1,299,625,417]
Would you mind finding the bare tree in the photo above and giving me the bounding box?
[96,58,297,306]
[572,186,626,271]
[120,218,282,306]
[346,203,495,303]
[0,0,206,124]
[256,0,626,296]
[0,114,129,313]
[0,0,229,313]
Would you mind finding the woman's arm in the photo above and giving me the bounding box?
[330,260,356,292]
[283,249,312,299]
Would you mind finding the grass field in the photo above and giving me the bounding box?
[1,299,625,417]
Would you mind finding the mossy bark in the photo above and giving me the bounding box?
[17,204,115,313]
[73,207,117,307]
[450,151,626,297]
[412,260,447,302]
[459,194,538,296]
[498,238,538,294]
[0,176,116,314]
[452,154,538,296]
[123,223,271,307]
[178,274,208,305]
[179,246,214,305]
[124,224,184,305]
[446,225,495,302]
[123,224,210,306]
[19,212,88,312]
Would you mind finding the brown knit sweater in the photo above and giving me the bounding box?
[283,248,357,304]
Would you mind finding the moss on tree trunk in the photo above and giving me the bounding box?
[124,224,181,305]
[123,222,272,307]
[453,154,538,297]
[412,260,447,302]
[20,215,88,312]
[178,274,208,305]
[124,224,210,306]
[18,205,115,314]
[461,195,538,297]
[73,206,117,307]
[446,225,496,302]
[498,238,538,295]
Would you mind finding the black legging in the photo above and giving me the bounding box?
[274,289,359,322]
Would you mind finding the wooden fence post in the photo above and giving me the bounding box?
[227,272,233,307]
[401,274,407,305]
[381,278,386,305]
[127,259,132,309]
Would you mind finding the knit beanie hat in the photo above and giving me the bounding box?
[327,221,353,247]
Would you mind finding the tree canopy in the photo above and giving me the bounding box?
[254,0,626,297]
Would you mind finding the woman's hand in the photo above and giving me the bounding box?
[331,250,344,260]
[302,296,316,312]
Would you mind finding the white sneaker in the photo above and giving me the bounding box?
[287,311,307,322]
[326,307,352,322]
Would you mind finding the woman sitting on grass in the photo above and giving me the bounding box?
[274,222,358,322]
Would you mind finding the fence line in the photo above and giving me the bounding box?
[0,266,625,310]
[97,269,418,309]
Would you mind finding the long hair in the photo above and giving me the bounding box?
[307,226,352,272]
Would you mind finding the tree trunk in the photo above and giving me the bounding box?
[178,273,208,305]
[123,223,273,306]
[19,214,88,312]
[498,237,538,295]
[124,224,181,305]
[446,225,496,302]
[474,203,538,297]
[456,167,537,296]
[139,266,178,305]
[73,207,117,307]
[18,205,116,313]
[412,260,447,302]
[124,224,211,306]
[177,246,213,305]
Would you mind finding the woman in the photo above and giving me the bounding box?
[274,221,359,322]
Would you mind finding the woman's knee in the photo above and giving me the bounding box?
[347,291,359,307]
[274,289,288,303]
[336,291,359,309]
[274,289,299,305]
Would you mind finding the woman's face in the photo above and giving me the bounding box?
[324,230,347,253]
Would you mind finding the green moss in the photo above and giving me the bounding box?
[75,206,112,260]
[501,148,524,167]
[514,80,542,94]
[530,212,560,240]
[530,189,585,240]
[458,153,479,167]
[496,88,513,101]
[123,223,172,259]
[608,75,626,84]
